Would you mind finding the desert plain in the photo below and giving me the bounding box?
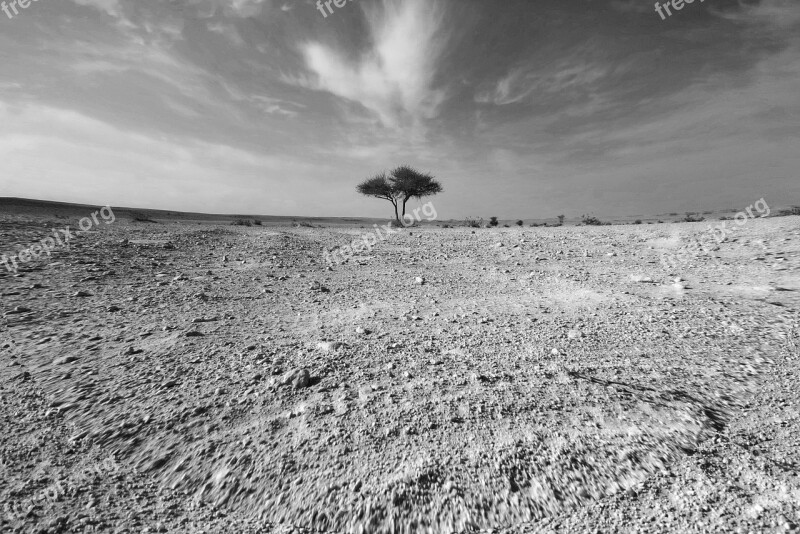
[1,200,799,533]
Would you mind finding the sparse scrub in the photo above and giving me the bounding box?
[489,216,499,227]
[682,212,705,223]
[463,216,483,228]
[581,215,606,226]
[777,206,800,216]
[130,212,156,223]
[516,220,523,227]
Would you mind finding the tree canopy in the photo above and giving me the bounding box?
[356,165,443,224]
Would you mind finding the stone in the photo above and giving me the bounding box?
[317,341,344,352]
[567,329,583,340]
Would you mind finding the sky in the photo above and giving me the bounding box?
[0,0,798,220]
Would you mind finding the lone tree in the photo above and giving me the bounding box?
[356,172,402,223]
[356,165,442,225]
[388,165,443,222]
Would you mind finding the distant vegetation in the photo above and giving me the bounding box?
[232,219,262,227]
[682,212,705,223]
[778,206,800,216]
[463,216,483,228]
[489,216,499,227]
[130,211,157,223]
[516,220,524,227]
[581,215,608,226]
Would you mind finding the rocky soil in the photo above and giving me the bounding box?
[1,212,798,533]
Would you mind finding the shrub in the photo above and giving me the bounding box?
[463,216,483,228]
[778,206,800,216]
[515,220,524,227]
[232,219,253,226]
[581,215,605,226]
[489,216,499,227]
[130,211,156,223]
[682,212,705,223]
[634,219,642,225]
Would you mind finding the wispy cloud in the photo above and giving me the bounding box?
[291,0,449,130]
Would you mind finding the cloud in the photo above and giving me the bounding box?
[70,0,122,17]
[291,0,449,130]
[477,59,609,106]
[0,102,321,213]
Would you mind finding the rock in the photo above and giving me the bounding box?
[414,277,425,285]
[630,275,654,283]
[567,329,583,340]
[73,291,92,297]
[355,326,370,335]
[53,356,78,365]
[317,341,343,352]
[292,369,311,389]
[280,369,312,389]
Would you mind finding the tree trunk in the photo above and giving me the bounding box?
[401,197,409,224]
[392,200,400,223]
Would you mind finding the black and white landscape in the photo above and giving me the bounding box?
[1,1,799,533]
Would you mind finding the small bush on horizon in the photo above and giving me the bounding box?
[581,215,605,226]
[515,220,524,227]
[489,216,499,227]
[232,219,253,226]
[463,216,483,228]
[778,206,800,216]
[634,219,642,224]
[131,212,157,223]
[682,212,705,223]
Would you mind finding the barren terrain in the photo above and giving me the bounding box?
[1,207,798,533]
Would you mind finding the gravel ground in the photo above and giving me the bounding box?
[1,212,798,533]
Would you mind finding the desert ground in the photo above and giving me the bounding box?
[1,202,798,533]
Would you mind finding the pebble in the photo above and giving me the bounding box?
[567,329,583,340]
